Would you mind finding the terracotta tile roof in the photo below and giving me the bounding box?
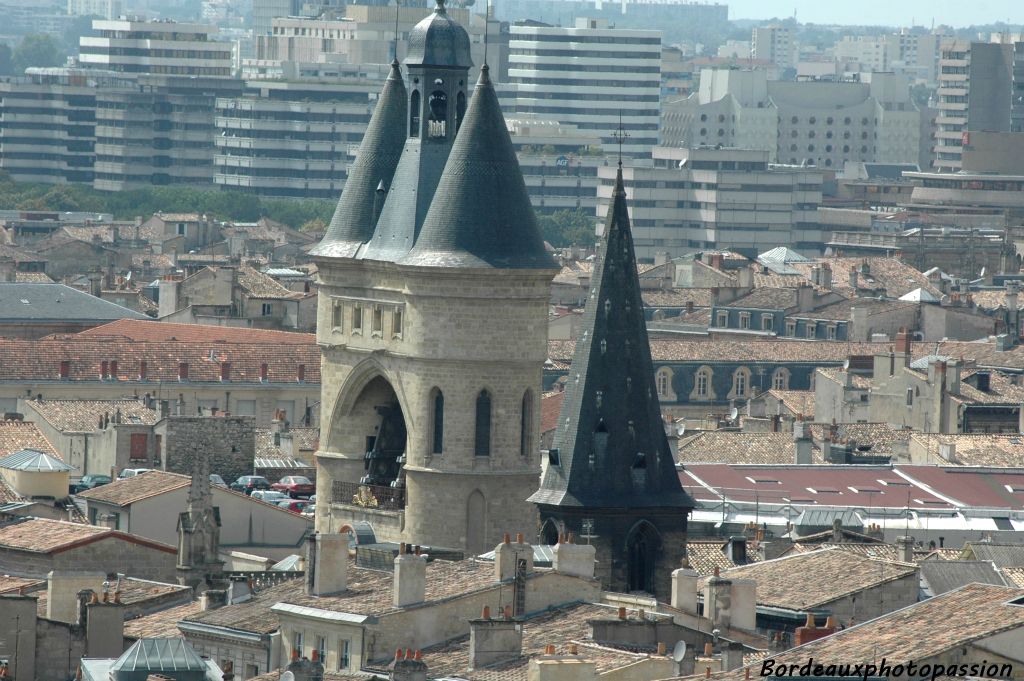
[685,539,762,576]
[123,601,202,640]
[785,542,930,563]
[131,253,176,270]
[0,517,175,555]
[254,427,320,458]
[78,470,191,507]
[36,576,192,617]
[953,371,1024,405]
[0,575,44,594]
[0,243,45,262]
[764,390,814,418]
[75,319,315,345]
[27,399,159,433]
[0,421,61,459]
[911,433,1024,467]
[972,290,1024,312]
[0,336,319,384]
[754,273,814,289]
[789,257,940,299]
[422,602,652,680]
[792,297,917,321]
[540,391,565,435]
[676,431,821,465]
[724,288,797,309]
[1001,566,1024,588]
[0,477,20,504]
[154,213,204,222]
[236,266,304,300]
[817,367,871,389]
[550,338,1024,369]
[641,289,714,308]
[807,422,910,455]
[717,547,917,611]
[183,577,302,634]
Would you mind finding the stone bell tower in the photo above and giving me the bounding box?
[311,0,558,556]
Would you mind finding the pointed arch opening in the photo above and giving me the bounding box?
[539,518,561,546]
[474,389,492,457]
[625,520,661,593]
[466,489,487,555]
[429,388,444,455]
[520,389,534,457]
[409,90,421,137]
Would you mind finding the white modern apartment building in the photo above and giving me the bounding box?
[214,75,387,199]
[507,18,661,157]
[661,68,923,169]
[508,116,604,215]
[597,146,823,260]
[67,0,124,20]
[78,20,233,77]
[834,30,943,84]
[933,37,1022,172]
[751,25,794,70]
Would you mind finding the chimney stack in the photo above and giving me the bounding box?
[670,564,700,615]
[494,532,533,582]
[792,419,813,465]
[393,545,427,608]
[552,534,597,579]
[388,649,427,681]
[46,571,105,624]
[305,532,348,596]
[896,536,914,563]
[726,536,747,565]
[469,607,523,669]
[794,613,836,646]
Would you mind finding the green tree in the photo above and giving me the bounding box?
[13,34,62,73]
[537,209,597,248]
[300,217,328,233]
[0,45,13,77]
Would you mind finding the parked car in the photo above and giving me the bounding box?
[278,499,311,514]
[301,504,316,517]
[209,474,227,488]
[251,490,289,504]
[118,468,152,479]
[270,475,316,498]
[230,475,271,495]
[71,475,112,494]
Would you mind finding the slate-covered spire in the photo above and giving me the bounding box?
[311,60,407,258]
[400,65,556,269]
[530,167,694,508]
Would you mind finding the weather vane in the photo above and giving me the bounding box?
[612,111,630,167]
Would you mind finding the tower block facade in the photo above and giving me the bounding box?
[311,0,558,555]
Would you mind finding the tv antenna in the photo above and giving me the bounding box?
[612,111,630,167]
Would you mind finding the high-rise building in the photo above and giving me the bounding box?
[253,0,296,38]
[833,31,943,84]
[661,69,923,169]
[596,147,824,261]
[933,38,1019,172]
[752,25,794,70]
[67,0,124,20]
[78,20,233,77]
[507,18,661,157]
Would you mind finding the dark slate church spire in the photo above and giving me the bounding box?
[312,60,407,259]
[529,166,692,596]
[401,65,555,269]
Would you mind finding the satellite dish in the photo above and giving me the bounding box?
[281,673,295,681]
[729,407,738,421]
[677,423,687,437]
[979,266,987,278]
[842,359,850,370]
[672,640,687,663]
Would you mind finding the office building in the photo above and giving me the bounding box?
[596,147,824,260]
[78,20,233,77]
[661,69,923,169]
[507,18,661,157]
[834,30,944,84]
[751,25,794,70]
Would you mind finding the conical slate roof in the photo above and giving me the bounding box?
[529,167,694,509]
[401,66,556,270]
[311,61,407,258]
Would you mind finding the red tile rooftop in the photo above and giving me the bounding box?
[72,319,315,344]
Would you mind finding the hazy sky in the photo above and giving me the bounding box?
[727,0,1021,28]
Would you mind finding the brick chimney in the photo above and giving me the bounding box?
[305,532,348,596]
[388,649,428,681]
[794,613,835,646]
[894,329,911,368]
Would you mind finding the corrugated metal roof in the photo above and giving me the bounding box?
[253,457,311,469]
[0,448,73,472]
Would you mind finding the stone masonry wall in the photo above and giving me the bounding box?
[159,415,257,485]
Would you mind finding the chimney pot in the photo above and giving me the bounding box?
[713,566,720,577]
[311,650,319,663]
[704,643,713,656]
[292,649,299,662]
[415,650,422,661]
[567,532,575,543]
[825,616,836,629]
[516,532,524,544]
[568,644,578,655]
[405,648,414,660]
[805,613,816,629]
[618,606,627,620]
[706,667,712,678]
[503,533,511,544]
[395,649,403,660]
[657,642,666,655]
[545,645,556,655]
[746,669,751,680]
[482,605,491,619]
[504,605,512,620]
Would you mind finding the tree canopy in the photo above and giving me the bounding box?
[537,209,598,248]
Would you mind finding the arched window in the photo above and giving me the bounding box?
[409,90,420,137]
[474,390,491,457]
[655,367,676,401]
[657,371,668,397]
[730,367,752,399]
[692,367,713,400]
[456,91,467,132]
[520,390,533,457]
[427,90,447,138]
[771,368,790,391]
[429,388,444,454]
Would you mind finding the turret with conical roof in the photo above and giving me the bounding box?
[312,60,407,259]
[401,65,555,269]
[361,0,472,262]
[529,166,693,597]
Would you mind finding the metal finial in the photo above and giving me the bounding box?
[483,0,491,67]
[612,111,630,168]
[393,0,401,63]
[436,0,446,10]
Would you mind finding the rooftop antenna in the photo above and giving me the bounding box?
[483,0,491,68]
[612,111,630,168]
[392,0,401,63]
